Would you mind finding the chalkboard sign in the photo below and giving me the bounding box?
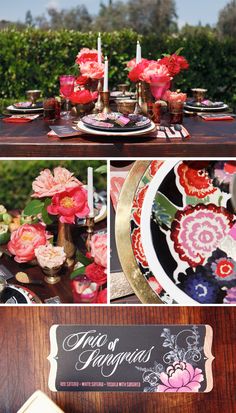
[48,324,214,393]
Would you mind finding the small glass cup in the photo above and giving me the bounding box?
[169,101,184,124]
[71,275,99,304]
[147,101,162,123]
[43,98,60,121]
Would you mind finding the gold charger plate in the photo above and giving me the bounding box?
[115,161,162,304]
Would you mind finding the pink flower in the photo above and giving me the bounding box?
[85,262,107,286]
[127,58,148,71]
[128,59,150,82]
[8,223,50,263]
[75,48,100,65]
[32,167,82,198]
[47,186,90,224]
[171,204,234,267]
[163,90,187,103]
[159,54,189,77]
[158,361,203,392]
[90,233,107,268]
[69,90,98,105]
[140,61,171,85]
[97,288,107,303]
[75,75,89,86]
[80,61,105,80]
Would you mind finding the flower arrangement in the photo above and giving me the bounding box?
[75,47,104,83]
[35,244,66,269]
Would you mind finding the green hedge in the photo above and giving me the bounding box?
[0,160,106,210]
[0,28,236,107]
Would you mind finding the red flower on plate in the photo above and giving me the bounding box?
[132,185,148,226]
[177,161,217,199]
[131,227,148,268]
[85,262,107,286]
[149,160,164,177]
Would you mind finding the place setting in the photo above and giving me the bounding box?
[0,163,107,304]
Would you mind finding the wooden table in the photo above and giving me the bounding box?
[0,306,235,413]
[0,117,236,157]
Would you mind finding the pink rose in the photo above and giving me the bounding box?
[8,223,50,263]
[69,90,98,105]
[140,61,171,85]
[158,361,204,392]
[75,48,99,65]
[80,61,105,80]
[32,167,82,198]
[90,233,107,268]
[47,186,90,224]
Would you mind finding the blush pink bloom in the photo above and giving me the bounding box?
[90,233,107,268]
[69,90,98,105]
[8,223,50,263]
[75,48,99,65]
[140,61,171,85]
[163,90,187,103]
[158,361,204,392]
[32,167,82,198]
[127,57,148,70]
[80,61,105,80]
[47,186,90,224]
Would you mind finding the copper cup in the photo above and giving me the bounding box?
[191,88,207,105]
[26,89,42,107]
[117,99,136,115]
[118,84,129,95]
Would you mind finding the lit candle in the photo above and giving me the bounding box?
[103,56,109,92]
[87,167,94,217]
[136,40,142,64]
[97,32,102,65]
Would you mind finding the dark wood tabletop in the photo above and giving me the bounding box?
[0,116,235,157]
[0,306,235,413]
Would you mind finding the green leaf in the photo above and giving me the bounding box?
[95,165,107,174]
[153,192,178,228]
[41,198,54,224]
[174,47,184,56]
[24,199,44,216]
[70,265,86,280]
[76,250,93,266]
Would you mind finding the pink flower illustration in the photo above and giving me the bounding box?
[8,223,50,263]
[47,186,89,224]
[158,361,203,393]
[32,167,81,198]
[80,61,105,80]
[171,204,234,267]
[90,233,107,268]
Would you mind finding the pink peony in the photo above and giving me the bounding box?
[8,223,50,263]
[47,186,90,224]
[158,361,204,392]
[32,167,82,198]
[69,90,98,105]
[80,61,105,80]
[90,233,107,268]
[140,61,171,85]
[75,48,99,65]
[128,59,150,83]
[127,57,148,71]
[85,262,107,286]
[75,75,89,86]
[163,90,187,103]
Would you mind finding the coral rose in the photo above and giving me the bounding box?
[158,361,203,392]
[80,61,105,80]
[8,223,50,263]
[90,233,107,268]
[69,90,98,105]
[75,48,99,65]
[85,262,107,286]
[32,167,82,198]
[47,186,89,224]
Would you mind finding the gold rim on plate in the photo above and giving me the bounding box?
[115,160,163,304]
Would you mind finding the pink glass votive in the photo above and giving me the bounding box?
[169,101,184,124]
[71,275,99,304]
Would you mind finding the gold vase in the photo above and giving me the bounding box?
[57,222,75,267]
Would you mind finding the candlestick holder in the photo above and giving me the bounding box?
[134,81,143,115]
[101,91,111,115]
[85,216,95,252]
[93,79,104,113]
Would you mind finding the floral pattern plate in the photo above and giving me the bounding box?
[141,160,236,304]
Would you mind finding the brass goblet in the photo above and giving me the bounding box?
[117,99,137,115]
[118,84,129,95]
[26,89,42,107]
[191,88,208,106]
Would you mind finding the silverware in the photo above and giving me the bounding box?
[174,124,186,141]
[159,126,170,143]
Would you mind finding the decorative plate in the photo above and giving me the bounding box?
[82,113,151,132]
[77,120,156,137]
[7,104,44,113]
[141,160,236,304]
[184,102,229,112]
[1,284,41,304]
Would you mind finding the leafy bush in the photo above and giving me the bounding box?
[0,28,235,108]
[0,160,106,210]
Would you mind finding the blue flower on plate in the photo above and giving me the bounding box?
[205,248,236,287]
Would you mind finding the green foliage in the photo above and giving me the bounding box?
[0,28,236,107]
[0,160,106,211]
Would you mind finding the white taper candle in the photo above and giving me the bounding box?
[103,56,109,92]
[87,167,94,217]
